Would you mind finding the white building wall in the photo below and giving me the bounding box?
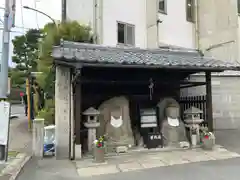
[66,0,147,48]
[102,0,147,48]
[157,0,196,49]
[66,0,94,27]
[238,17,240,60]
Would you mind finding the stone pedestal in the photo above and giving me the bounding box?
[75,144,82,159]
[184,106,204,147]
[84,122,100,151]
[94,147,105,163]
[32,118,44,158]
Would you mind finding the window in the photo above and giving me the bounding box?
[238,0,240,14]
[117,22,135,46]
[159,0,166,14]
[186,0,194,22]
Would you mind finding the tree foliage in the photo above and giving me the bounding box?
[11,29,42,87]
[12,29,42,72]
[36,21,93,123]
[37,21,93,95]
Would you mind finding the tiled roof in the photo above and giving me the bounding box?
[52,41,240,71]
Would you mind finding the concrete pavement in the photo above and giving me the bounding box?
[16,150,240,180]
[10,104,26,119]
[0,105,32,180]
[15,122,240,180]
[215,129,240,153]
[75,146,240,177]
[17,158,80,180]
[82,157,240,180]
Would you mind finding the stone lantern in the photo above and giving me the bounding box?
[83,107,100,151]
[184,106,204,147]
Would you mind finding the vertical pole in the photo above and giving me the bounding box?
[206,72,213,131]
[26,78,32,130]
[0,0,10,98]
[75,79,81,145]
[62,0,66,22]
[0,0,10,162]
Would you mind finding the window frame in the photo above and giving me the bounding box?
[158,0,167,14]
[117,22,135,46]
[186,0,195,23]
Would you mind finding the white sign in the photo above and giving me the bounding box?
[150,135,161,140]
[141,115,157,123]
[0,101,10,145]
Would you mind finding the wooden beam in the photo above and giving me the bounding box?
[81,62,225,71]
[180,82,206,89]
[205,72,213,131]
[80,79,206,85]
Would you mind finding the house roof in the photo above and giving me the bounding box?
[52,41,240,71]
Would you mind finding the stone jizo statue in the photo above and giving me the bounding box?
[157,98,187,147]
[97,96,134,151]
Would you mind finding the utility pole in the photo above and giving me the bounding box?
[62,0,66,22]
[0,0,13,161]
[0,0,11,98]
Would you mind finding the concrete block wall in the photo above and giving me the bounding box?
[181,0,240,130]
[211,76,240,129]
[181,75,240,130]
[197,0,239,62]
[55,66,71,159]
[197,0,240,129]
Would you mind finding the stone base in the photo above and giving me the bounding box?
[116,146,128,153]
[94,148,105,163]
[75,144,82,159]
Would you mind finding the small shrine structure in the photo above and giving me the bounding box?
[53,41,240,159]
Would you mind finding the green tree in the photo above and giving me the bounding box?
[36,21,93,124]
[37,21,92,93]
[11,29,42,87]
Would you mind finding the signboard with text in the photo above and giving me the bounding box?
[0,101,10,145]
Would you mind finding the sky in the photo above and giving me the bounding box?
[0,0,61,66]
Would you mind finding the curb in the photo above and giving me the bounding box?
[10,114,19,119]
[0,153,32,180]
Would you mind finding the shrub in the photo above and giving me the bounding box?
[37,99,55,125]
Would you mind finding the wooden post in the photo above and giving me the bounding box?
[75,83,81,145]
[205,72,213,131]
[74,70,82,159]
[26,78,31,130]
